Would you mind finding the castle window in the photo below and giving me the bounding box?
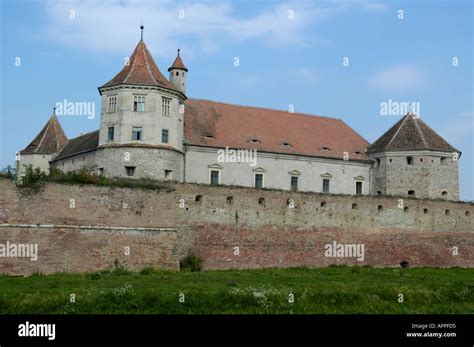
[164,170,173,180]
[389,158,392,163]
[355,181,362,195]
[108,127,114,141]
[321,146,331,151]
[255,173,264,189]
[98,168,104,176]
[322,178,330,193]
[162,97,171,116]
[125,166,135,176]
[258,197,265,206]
[406,156,413,165]
[133,95,145,112]
[377,191,381,195]
[176,71,179,76]
[290,176,298,192]
[321,201,326,207]
[441,157,448,166]
[226,196,234,205]
[442,191,448,197]
[420,158,423,162]
[132,127,143,141]
[404,207,409,213]
[376,158,380,167]
[408,190,415,197]
[378,205,383,211]
[107,96,117,113]
[195,195,203,202]
[210,170,220,185]
[352,203,358,210]
[423,208,428,214]
[466,211,470,216]
[162,129,169,143]
[445,209,450,216]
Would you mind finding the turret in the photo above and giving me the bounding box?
[168,49,187,94]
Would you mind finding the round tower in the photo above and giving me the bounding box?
[168,49,187,94]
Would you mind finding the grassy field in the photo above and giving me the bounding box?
[0,266,472,314]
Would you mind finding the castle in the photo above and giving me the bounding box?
[18,29,461,201]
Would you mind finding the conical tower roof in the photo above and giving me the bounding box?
[367,114,459,154]
[168,49,187,71]
[100,40,178,92]
[20,114,68,155]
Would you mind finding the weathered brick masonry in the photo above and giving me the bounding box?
[0,178,472,275]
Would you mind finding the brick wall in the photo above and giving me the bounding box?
[0,178,472,275]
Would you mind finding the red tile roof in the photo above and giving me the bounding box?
[53,130,99,161]
[168,50,187,71]
[367,114,459,154]
[184,99,370,161]
[20,115,68,155]
[101,40,178,92]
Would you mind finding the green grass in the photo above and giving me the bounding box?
[0,266,472,314]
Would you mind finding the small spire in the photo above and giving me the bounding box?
[53,105,57,115]
[177,48,180,56]
[140,24,144,41]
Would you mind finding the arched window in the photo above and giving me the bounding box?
[442,191,448,197]
[406,157,413,165]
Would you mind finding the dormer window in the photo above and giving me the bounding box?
[281,142,292,147]
[204,134,215,139]
[321,146,331,151]
[133,95,145,112]
[249,139,261,144]
[354,151,362,155]
[107,96,117,113]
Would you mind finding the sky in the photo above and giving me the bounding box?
[0,0,472,200]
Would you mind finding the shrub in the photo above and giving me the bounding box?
[139,266,156,276]
[180,251,203,272]
[17,165,46,189]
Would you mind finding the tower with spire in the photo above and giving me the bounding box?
[168,49,188,94]
[95,25,187,181]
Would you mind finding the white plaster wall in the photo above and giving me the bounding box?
[18,154,53,176]
[184,146,371,195]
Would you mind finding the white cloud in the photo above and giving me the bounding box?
[369,65,425,92]
[39,0,339,60]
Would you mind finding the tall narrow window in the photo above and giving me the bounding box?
[108,96,117,112]
[133,95,145,112]
[323,178,330,193]
[210,170,220,185]
[132,127,143,141]
[107,127,114,141]
[255,173,264,189]
[406,156,413,165]
[290,176,298,192]
[162,129,169,143]
[162,97,171,116]
[356,181,362,195]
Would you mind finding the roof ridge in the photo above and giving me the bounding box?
[386,114,409,149]
[123,44,138,84]
[188,98,342,122]
[34,116,53,153]
[142,43,158,85]
[413,117,429,148]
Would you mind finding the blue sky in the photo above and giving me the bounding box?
[1,0,472,200]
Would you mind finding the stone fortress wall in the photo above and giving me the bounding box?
[0,178,472,275]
